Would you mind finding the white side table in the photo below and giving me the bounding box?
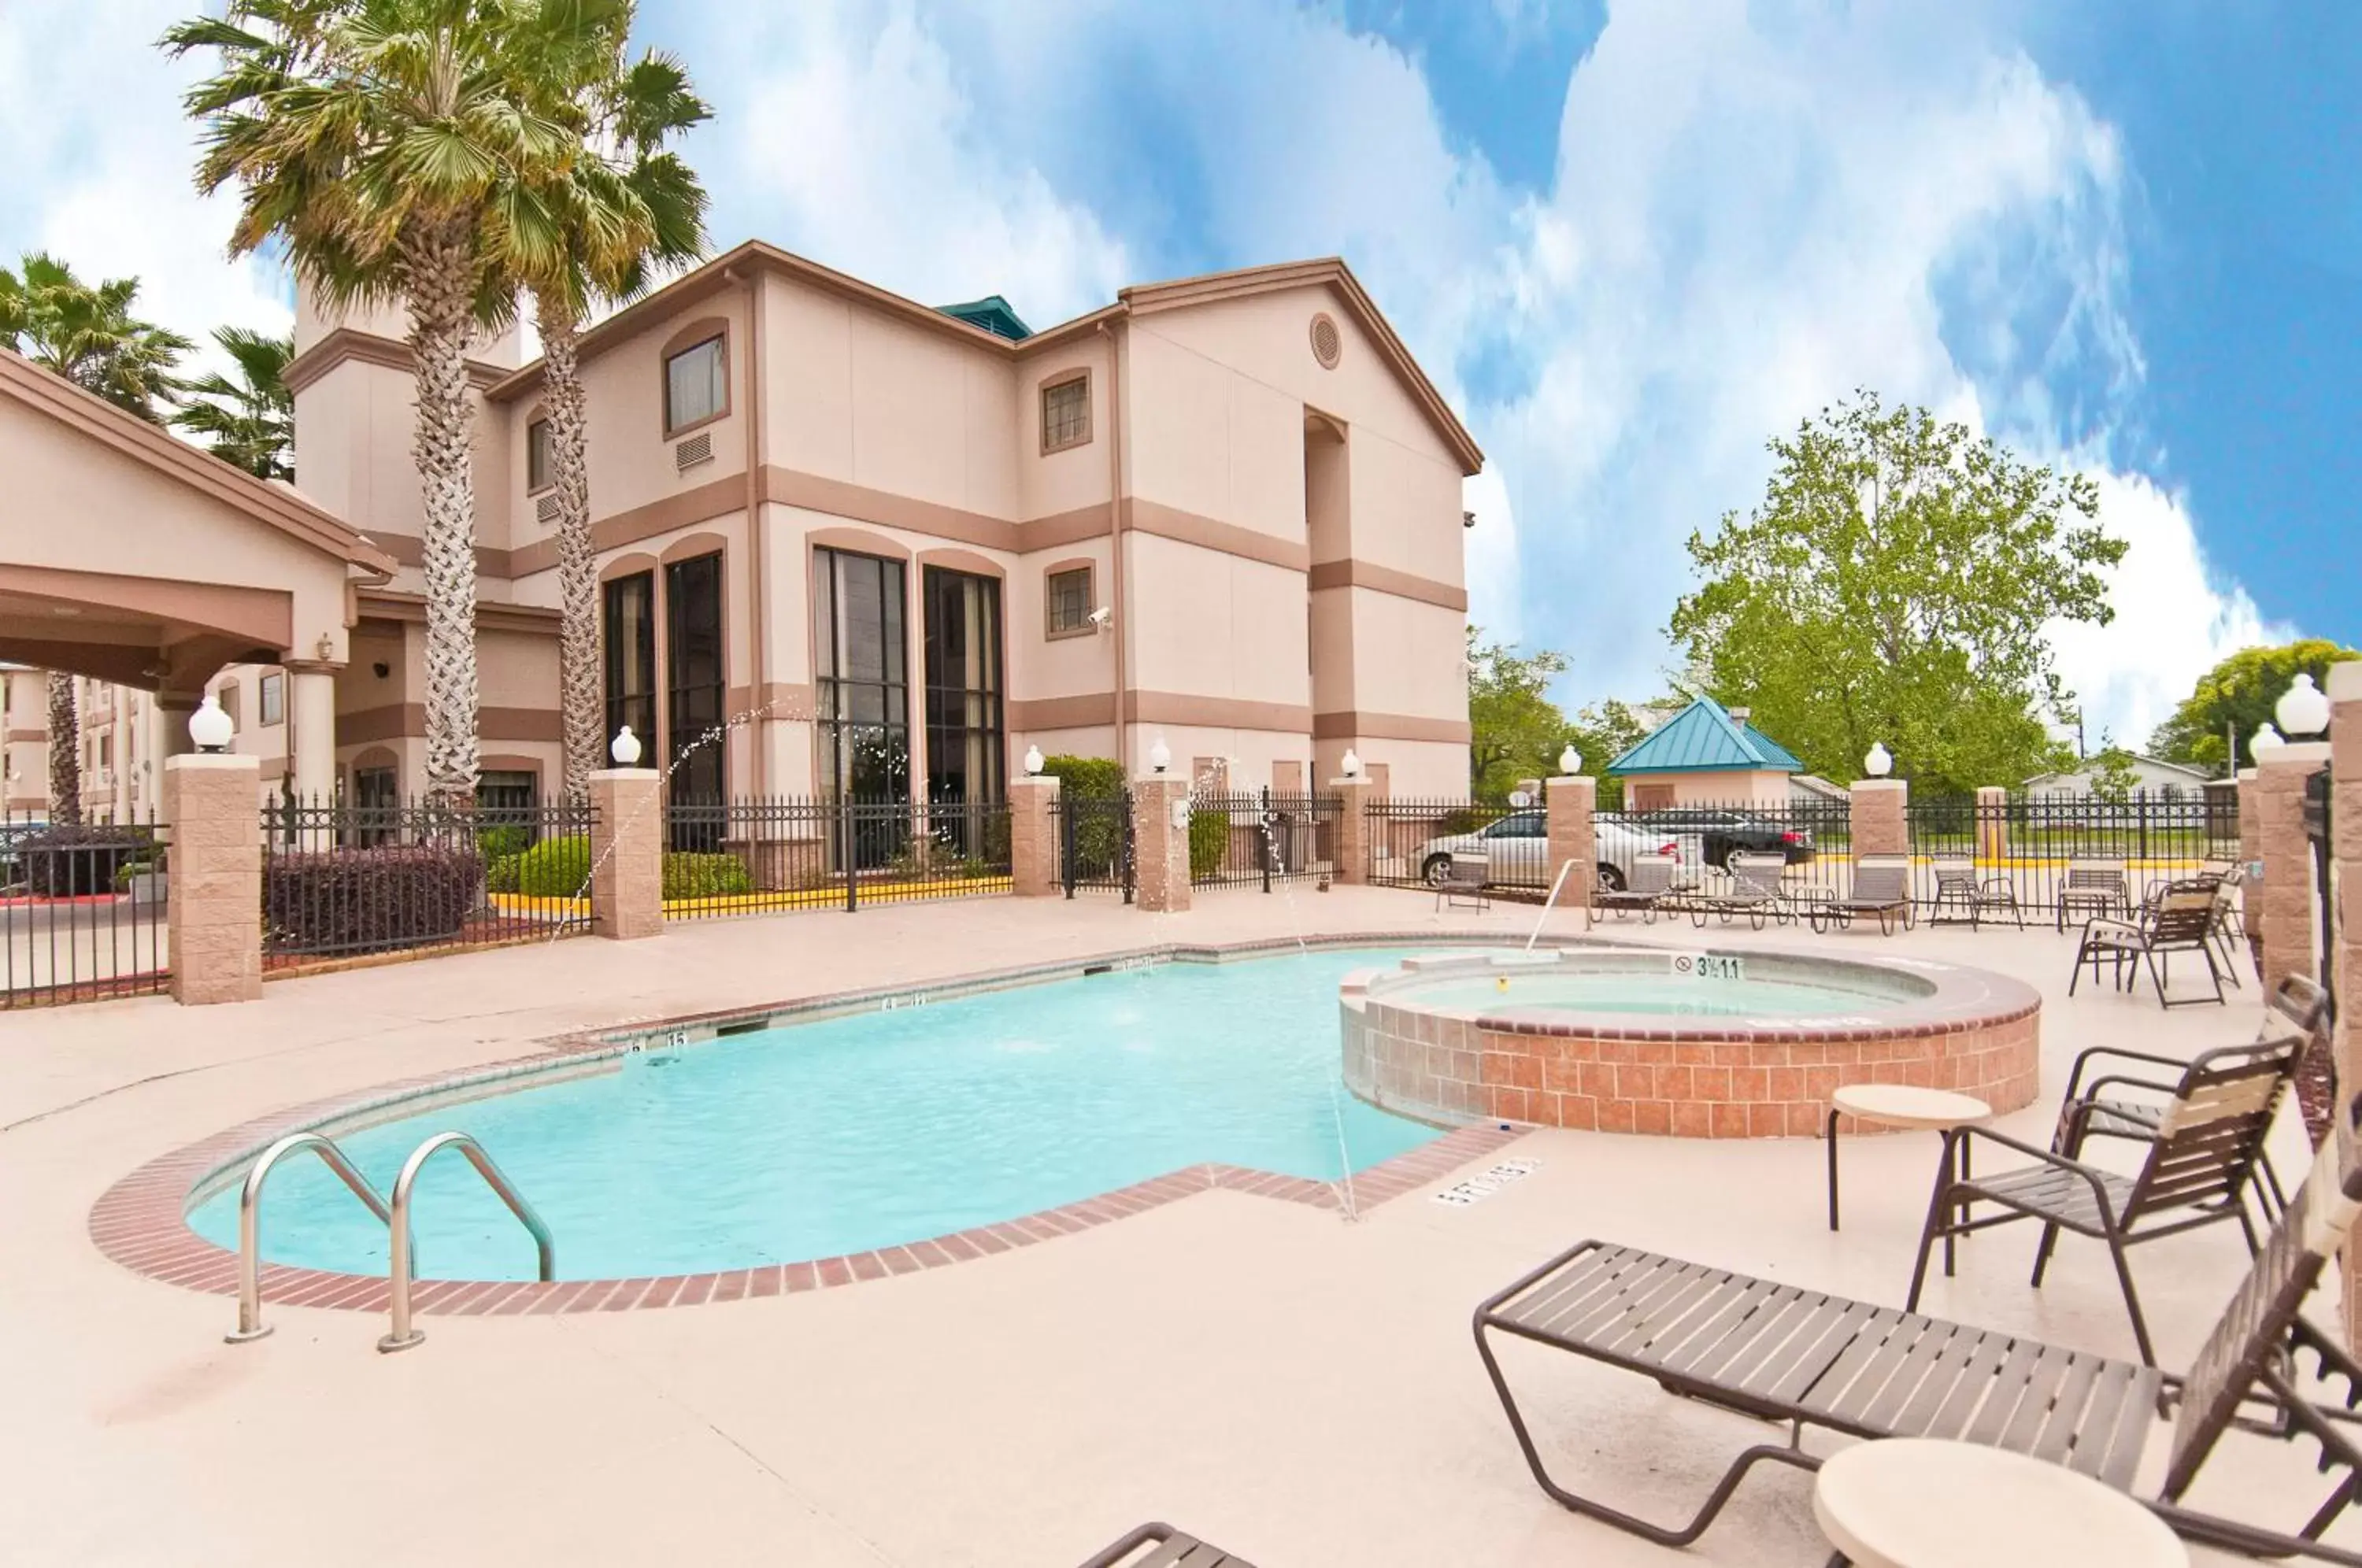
[1825,1084,1991,1237]
[1814,1437,2186,1567]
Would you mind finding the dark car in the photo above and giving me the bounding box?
[1629,808,1815,869]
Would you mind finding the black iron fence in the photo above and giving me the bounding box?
[1901,790,2234,921]
[260,793,593,967]
[0,806,169,1008]
[1188,790,1340,890]
[662,795,1012,919]
[1054,791,1134,900]
[1597,797,1855,904]
[1364,797,1544,890]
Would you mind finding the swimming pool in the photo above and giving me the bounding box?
[187,947,1442,1281]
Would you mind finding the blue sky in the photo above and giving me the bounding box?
[4,0,2353,747]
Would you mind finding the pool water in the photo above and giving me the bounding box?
[187,948,1442,1281]
[1408,971,1885,1018]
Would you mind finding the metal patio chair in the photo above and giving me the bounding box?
[1078,1522,1257,1567]
[2070,886,2229,1007]
[1435,850,1490,913]
[1806,853,1915,934]
[1905,1005,2309,1365]
[1472,1089,2362,1562]
[2056,857,2132,932]
[1683,849,1791,930]
[2054,973,2328,1219]
[1594,853,1679,923]
[1929,853,2024,929]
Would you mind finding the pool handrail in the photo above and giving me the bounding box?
[378,1130,553,1354]
[227,1131,393,1344]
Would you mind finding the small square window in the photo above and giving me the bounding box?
[1040,372,1090,454]
[527,417,552,492]
[665,336,727,435]
[259,672,284,727]
[1046,566,1094,637]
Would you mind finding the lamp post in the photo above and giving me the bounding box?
[610,725,643,766]
[1340,748,1362,778]
[2251,722,2285,758]
[1558,743,1582,775]
[1864,741,1894,778]
[188,693,235,754]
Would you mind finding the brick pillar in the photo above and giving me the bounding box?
[1849,778,1908,858]
[588,767,663,940]
[1974,785,2008,864]
[1133,775,1193,914]
[2329,663,2362,1348]
[165,753,262,1005]
[1009,774,1061,897]
[2238,767,2263,956]
[1331,775,1375,886]
[2256,742,2330,997]
[1546,775,1597,915]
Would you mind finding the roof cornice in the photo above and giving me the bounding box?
[0,348,398,578]
[282,327,513,397]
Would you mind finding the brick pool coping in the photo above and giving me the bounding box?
[88,932,1536,1319]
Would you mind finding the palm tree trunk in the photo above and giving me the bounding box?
[403,218,483,815]
[45,671,80,826]
[538,297,601,807]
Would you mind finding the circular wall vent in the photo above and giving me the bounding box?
[1309,312,1342,369]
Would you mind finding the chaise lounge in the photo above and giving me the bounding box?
[1076,1522,1255,1566]
[1805,853,1915,934]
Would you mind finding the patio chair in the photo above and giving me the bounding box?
[1805,854,1914,934]
[1077,1522,1256,1567]
[1905,1003,2310,1365]
[1435,850,1490,914]
[1472,1089,2362,1562]
[2056,974,2327,1221]
[2056,858,2131,932]
[2145,867,2249,989]
[1929,853,2024,930]
[1683,849,1791,930]
[2069,886,2229,1008]
[1595,854,1679,923]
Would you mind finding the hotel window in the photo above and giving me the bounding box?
[923,566,1005,822]
[1046,565,1093,638]
[259,672,285,727]
[602,571,657,768]
[813,546,910,825]
[664,335,727,435]
[216,684,239,728]
[476,769,539,838]
[665,552,727,808]
[1040,372,1090,454]
[527,417,552,492]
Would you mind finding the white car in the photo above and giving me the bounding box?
[1414,810,1701,891]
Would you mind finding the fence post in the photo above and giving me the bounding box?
[1132,775,1193,914]
[1331,775,1375,885]
[1546,774,1597,919]
[2256,741,2331,997]
[1009,773,1061,897]
[587,768,663,940]
[165,753,263,1005]
[1849,777,1908,858]
[1974,786,2008,866]
[1260,786,1274,895]
[842,803,859,912]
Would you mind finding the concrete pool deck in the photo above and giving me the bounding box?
[0,887,2349,1565]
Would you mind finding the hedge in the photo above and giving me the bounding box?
[663,852,753,899]
[262,845,482,955]
[13,823,157,897]
[513,835,593,898]
[1188,803,1230,879]
[1042,754,1127,878]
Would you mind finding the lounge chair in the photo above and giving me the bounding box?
[2070,886,2228,1007]
[1472,1090,2362,1562]
[1435,851,1490,913]
[2056,857,2131,932]
[1929,854,2024,929]
[1681,849,1791,930]
[1595,854,1679,923]
[1806,854,1914,934]
[1077,1522,1255,1566]
[1908,998,2312,1364]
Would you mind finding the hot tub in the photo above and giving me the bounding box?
[1340,945,2039,1138]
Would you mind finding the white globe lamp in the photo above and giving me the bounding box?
[610,724,643,766]
[1340,748,1363,778]
[1023,745,1045,776]
[1864,741,1894,778]
[188,693,235,754]
[1558,743,1582,776]
[2276,673,2331,738]
[2251,722,2285,757]
[1148,734,1172,774]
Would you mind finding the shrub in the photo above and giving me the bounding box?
[513,835,593,898]
[476,824,532,860]
[1039,753,1125,798]
[262,845,483,955]
[1188,802,1230,879]
[15,823,155,897]
[663,851,753,899]
[484,854,522,894]
[1042,754,1126,877]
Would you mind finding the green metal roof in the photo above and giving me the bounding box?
[935,294,1032,341]
[1607,696,1804,775]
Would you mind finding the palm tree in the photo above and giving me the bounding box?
[46,678,81,827]
[0,253,192,423]
[168,0,590,811]
[173,326,295,481]
[502,20,708,803]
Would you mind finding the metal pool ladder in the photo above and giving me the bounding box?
[226,1131,393,1344]
[377,1131,554,1354]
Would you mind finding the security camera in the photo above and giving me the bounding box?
[1462,510,1476,529]
[1087,605,1113,629]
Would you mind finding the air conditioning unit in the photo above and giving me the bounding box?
[675,431,714,472]
[535,493,561,524]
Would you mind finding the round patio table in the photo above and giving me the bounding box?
[1813,1437,2186,1567]
[1824,1083,1990,1237]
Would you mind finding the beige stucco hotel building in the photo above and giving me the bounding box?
[0,242,1482,812]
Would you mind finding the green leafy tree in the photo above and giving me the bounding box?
[0,252,191,422]
[1466,626,1572,802]
[169,0,602,810]
[1669,390,2123,794]
[1564,698,1651,810]
[172,326,294,480]
[2147,640,2362,773]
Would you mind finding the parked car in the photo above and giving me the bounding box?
[1626,808,1815,868]
[1416,812,1703,892]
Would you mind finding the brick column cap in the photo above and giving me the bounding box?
[1547,774,1594,786]
[1009,773,1061,793]
[590,766,662,783]
[2260,742,2332,770]
[1850,778,1906,794]
[1331,775,1375,790]
[2329,660,2362,701]
[164,753,260,774]
[2238,767,2258,783]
